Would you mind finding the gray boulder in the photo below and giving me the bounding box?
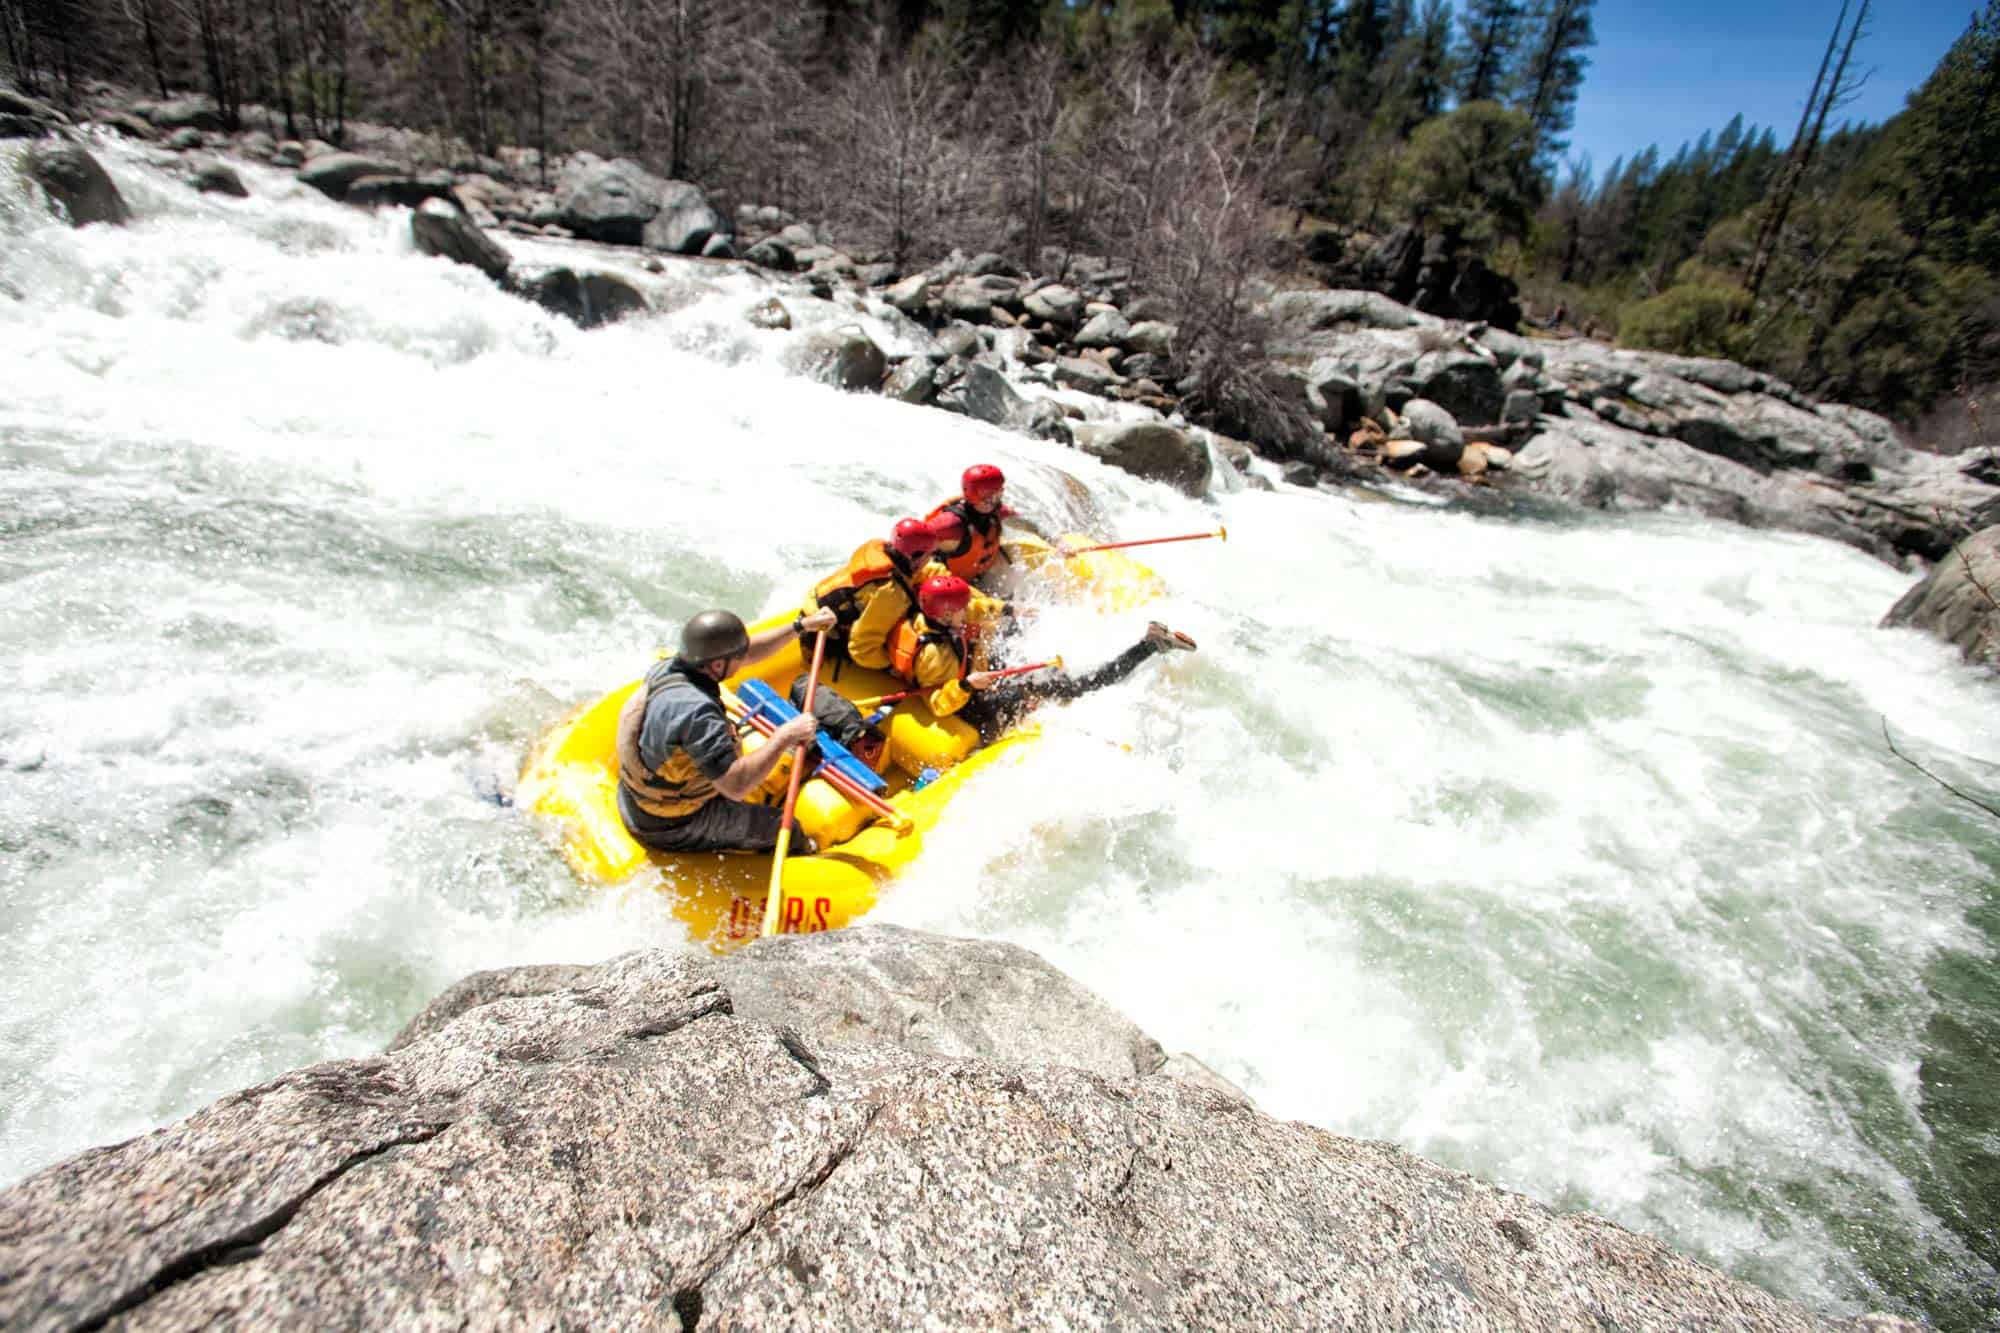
[1075,308,1132,350]
[343,173,459,210]
[1070,420,1212,497]
[0,88,68,139]
[714,926,1165,1076]
[1395,398,1464,472]
[700,232,735,260]
[1052,355,1120,393]
[1881,526,2000,667]
[743,237,796,271]
[190,159,248,198]
[1266,288,1439,333]
[882,273,930,312]
[0,933,1865,1333]
[138,96,225,132]
[881,357,936,405]
[100,110,158,142]
[1408,349,1505,426]
[1502,388,1541,424]
[556,158,728,254]
[411,198,511,283]
[297,153,403,201]
[1022,283,1084,327]
[1126,319,1178,357]
[646,181,727,254]
[555,156,656,243]
[783,326,887,391]
[164,128,204,151]
[509,266,648,329]
[934,321,982,359]
[18,141,129,227]
[936,363,1066,442]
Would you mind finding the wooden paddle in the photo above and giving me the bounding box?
[762,629,827,936]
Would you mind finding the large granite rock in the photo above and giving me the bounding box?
[0,88,68,139]
[1881,525,2000,667]
[410,198,511,283]
[0,930,1878,1332]
[937,362,1068,441]
[1070,420,1212,497]
[508,266,648,329]
[17,140,129,226]
[297,152,403,201]
[782,326,887,392]
[556,157,727,254]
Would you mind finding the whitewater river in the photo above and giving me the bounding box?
[3,139,1997,1328]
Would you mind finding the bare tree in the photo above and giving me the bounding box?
[1743,0,1871,309]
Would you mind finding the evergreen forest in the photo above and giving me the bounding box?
[5,0,1997,434]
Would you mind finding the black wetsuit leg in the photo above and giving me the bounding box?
[961,640,1159,743]
[788,675,868,747]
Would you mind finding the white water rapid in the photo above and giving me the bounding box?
[3,138,1997,1329]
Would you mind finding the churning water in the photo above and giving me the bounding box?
[3,138,1997,1328]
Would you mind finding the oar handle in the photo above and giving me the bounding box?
[1062,526,1227,558]
[762,630,827,936]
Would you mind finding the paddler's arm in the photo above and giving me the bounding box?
[714,710,817,800]
[845,584,910,671]
[914,641,974,717]
[743,606,836,668]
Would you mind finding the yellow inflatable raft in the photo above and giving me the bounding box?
[516,535,1163,950]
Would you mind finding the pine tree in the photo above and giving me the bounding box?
[1455,0,1522,104]
[1511,0,1593,157]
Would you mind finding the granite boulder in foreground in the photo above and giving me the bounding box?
[0,928,1914,1330]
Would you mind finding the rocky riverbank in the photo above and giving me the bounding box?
[9,86,1996,583]
[0,927,1924,1331]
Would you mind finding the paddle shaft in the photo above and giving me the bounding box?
[762,630,827,936]
[1062,527,1226,557]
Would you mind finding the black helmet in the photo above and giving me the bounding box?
[680,609,750,662]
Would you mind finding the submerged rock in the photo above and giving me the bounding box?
[0,928,1866,1331]
[509,266,648,329]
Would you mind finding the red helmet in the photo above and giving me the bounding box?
[890,516,939,560]
[961,463,1005,504]
[918,575,973,619]
[927,509,967,550]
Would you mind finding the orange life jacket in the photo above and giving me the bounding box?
[813,540,917,645]
[924,498,1006,580]
[888,614,967,684]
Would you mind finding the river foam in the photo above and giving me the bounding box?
[3,136,1997,1328]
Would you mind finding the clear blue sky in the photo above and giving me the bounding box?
[1565,0,1978,184]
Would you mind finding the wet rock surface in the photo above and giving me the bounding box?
[1881,525,2000,668]
[0,928,1879,1332]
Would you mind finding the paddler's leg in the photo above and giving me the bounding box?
[789,675,885,768]
[965,623,1196,743]
[617,789,813,855]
